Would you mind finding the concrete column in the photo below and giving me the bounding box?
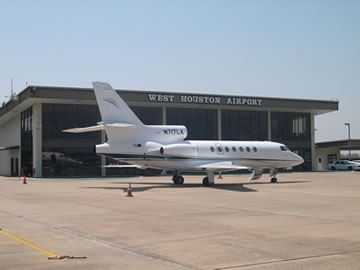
[217,109,222,140]
[162,106,167,125]
[310,112,315,171]
[267,111,272,141]
[101,130,106,176]
[32,103,42,177]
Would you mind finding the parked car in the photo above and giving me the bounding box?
[352,160,360,171]
[328,160,360,171]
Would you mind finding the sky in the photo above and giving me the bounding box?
[0,0,359,142]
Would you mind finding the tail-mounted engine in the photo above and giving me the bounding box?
[160,143,198,157]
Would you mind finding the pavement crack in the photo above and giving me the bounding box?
[214,249,360,269]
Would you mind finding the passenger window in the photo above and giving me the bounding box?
[225,147,229,152]
[280,146,286,151]
[253,147,257,152]
[232,146,236,152]
[210,146,215,152]
[217,147,222,153]
[239,147,243,152]
[246,147,250,152]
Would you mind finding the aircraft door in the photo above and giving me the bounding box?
[215,143,224,155]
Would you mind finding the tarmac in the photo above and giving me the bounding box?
[1,172,360,270]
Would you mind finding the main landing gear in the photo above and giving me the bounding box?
[270,168,278,183]
[172,171,184,185]
[172,171,215,187]
[202,172,215,187]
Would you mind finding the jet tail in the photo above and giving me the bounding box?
[92,82,143,126]
[92,82,187,144]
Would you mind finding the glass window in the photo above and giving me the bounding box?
[239,147,244,152]
[271,112,311,170]
[280,146,287,151]
[232,146,236,152]
[253,147,257,152]
[167,108,218,140]
[210,146,215,152]
[246,147,250,152]
[222,110,268,140]
[42,104,102,177]
[217,146,222,153]
[131,106,162,125]
[225,146,229,152]
[271,112,310,141]
[21,107,33,176]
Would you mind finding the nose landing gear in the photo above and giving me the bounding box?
[270,169,278,183]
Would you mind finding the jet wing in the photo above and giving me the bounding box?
[195,161,250,171]
[196,161,264,181]
[103,164,143,168]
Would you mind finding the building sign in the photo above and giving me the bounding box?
[148,94,263,106]
[226,97,262,106]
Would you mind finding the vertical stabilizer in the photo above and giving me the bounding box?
[92,82,143,126]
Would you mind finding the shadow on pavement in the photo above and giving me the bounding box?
[83,180,307,193]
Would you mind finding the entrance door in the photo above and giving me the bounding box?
[11,158,14,176]
[15,158,19,176]
[215,143,224,155]
[317,156,323,170]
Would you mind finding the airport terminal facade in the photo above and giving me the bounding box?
[0,85,338,177]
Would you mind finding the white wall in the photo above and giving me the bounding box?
[32,103,42,177]
[315,147,340,171]
[0,115,21,176]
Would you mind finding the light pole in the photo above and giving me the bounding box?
[344,123,351,159]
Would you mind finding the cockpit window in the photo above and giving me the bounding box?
[280,146,287,151]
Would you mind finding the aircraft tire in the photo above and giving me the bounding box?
[202,177,214,187]
[271,177,278,183]
[173,176,184,185]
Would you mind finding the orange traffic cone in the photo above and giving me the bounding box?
[23,175,27,184]
[126,183,133,197]
[218,171,223,179]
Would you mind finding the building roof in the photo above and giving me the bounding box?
[0,85,339,125]
[316,139,360,150]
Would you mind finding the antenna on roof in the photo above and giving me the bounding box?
[5,78,18,101]
[11,78,14,97]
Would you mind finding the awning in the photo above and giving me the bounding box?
[0,145,20,151]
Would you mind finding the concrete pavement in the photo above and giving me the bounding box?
[1,172,360,269]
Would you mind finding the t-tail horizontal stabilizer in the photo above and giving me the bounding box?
[63,123,136,133]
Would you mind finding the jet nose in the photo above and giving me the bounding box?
[294,153,304,165]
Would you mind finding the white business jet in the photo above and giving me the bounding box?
[64,82,304,186]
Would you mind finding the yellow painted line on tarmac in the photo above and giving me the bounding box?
[0,229,60,258]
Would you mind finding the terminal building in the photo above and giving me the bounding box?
[0,85,338,177]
